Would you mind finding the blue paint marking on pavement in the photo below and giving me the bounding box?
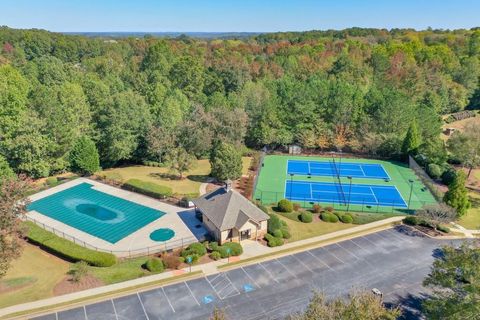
[203,295,215,304]
[244,284,255,293]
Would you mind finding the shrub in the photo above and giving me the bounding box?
[419,219,434,228]
[68,261,89,283]
[300,212,313,223]
[437,225,450,233]
[26,222,116,267]
[340,214,353,224]
[320,212,339,223]
[441,168,457,186]
[257,204,269,214]
[123,179,173,198]
[145,258,164,272]
[210,251,222,260]
[280,227,291,239]
[325,206,334,212]
[333,211,343,218]
[162,255,182,269]
[183,254,199,264]
[312,204,322,214]
[46,177,58,187]
[181,243,207,257]
[209,242,243,258]
[293,203,301,211]
[265,234,284,247]
[267,214,283,234]
[278,199,293,213]
[427,163,443,179]
[403,216,419,225]
[273,229,283,238]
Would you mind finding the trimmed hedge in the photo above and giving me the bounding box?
[265,233,284,247]
[209,242,243,258]
[300,212,313,223]
[26,222,116,267]
[437,225,450,233]
[46,177,58,187]
[273,229,283,238]
[320,212,339,223]
[280,227,291,239]
[267,214,283,234]
[210,251,222,260]
[277,199,293,213]
[181,243,207,257]
[340,214,353,224]
[145,258,164,272]
[403,216,419,226]
[123,179,173,198]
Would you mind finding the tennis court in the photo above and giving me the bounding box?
[287,159,390,179]
[285,180,407,208]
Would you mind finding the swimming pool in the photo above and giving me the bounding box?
[28,183,165,243]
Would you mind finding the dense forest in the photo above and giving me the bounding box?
[0,27,479,178]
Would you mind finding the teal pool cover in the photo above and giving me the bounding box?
[28,183,165,243]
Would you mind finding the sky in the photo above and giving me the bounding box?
[1,0,479,32]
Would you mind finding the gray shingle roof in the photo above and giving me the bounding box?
[193,187,269,231]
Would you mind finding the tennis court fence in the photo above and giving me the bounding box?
[253,189,436,214]
[24,216,198,258]
[408,155,445,202]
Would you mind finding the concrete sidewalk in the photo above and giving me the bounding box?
[0,216,404,319]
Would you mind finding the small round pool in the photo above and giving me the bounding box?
[150,228,175,242]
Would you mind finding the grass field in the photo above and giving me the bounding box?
[89,257,155,285]
[458,192,480,230]
[254,155,436,213]
[0,244,69,308]
[99,157,251,197]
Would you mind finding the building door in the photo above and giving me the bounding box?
[240,229,251,241]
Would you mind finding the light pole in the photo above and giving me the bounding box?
[347,176,353,212]
[289,173,294,199]
[408,179,414,209]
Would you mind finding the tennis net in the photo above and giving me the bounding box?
[331,157,347,205]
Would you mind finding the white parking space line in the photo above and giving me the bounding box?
[307,250,333,271]
[335,243,360,261]
[56,312,59,320]
[324,247,345,264]
[184,282,200,306]
[361,235,379,247]
[384,229,414,243]
[161,287,175,313]
[111,299,120,320]
[207,273,240,299]
[259,262,280,283]
[137,293,150,320]
[275,258,298,278]
[241,267,262,288]
[291,254,315,273]
[84,306,89,320]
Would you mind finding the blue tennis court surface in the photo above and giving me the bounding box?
[28,183,165,243]
[285,180,407,208]
[287,160,390,179]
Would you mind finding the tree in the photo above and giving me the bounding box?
[165,148,195,179]
[69,136,100,175]
[210,142,242,181]
[447,123,480,178]
[145,126,177,163]
[288,290,400,320]
[415,204,457,230]
[0,177,31,278]
[443,171,470,216]
[423,243,480,319]
[402,120,421,156]
[0,155,14,180]
[210,307,228,320]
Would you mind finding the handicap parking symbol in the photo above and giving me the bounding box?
[202,295,215,304]
[243,284,255,293]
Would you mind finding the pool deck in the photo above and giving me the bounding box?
[27,178,202,257]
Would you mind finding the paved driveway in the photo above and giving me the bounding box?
[31,226,459,320]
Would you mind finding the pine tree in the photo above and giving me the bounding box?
[443,171,470,216]
[69,136,100,175]
[402,120,421,156]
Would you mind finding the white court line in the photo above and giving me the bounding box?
[137,293,151,320]
[306,250,333,271]
[259,262,280,283]
[369,187,379,204]
[84,306,89,320]
[291,254,315,273]
[241,267,262,288]
[309,183,313,198]
[275,258,298,278]
[111,299,120,320]
[162,287,176,313]
[359,164,367,177]
[184,282,200,306]
[308,161,311,174]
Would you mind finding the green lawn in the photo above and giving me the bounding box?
[89,257,157,285]
[458,192,480,230]
[255,155,437,213]
[99,157,252,197]
[0,244,69,308]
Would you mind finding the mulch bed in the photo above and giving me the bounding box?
[53,274,104,296]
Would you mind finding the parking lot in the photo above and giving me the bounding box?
[31,226,458,320]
